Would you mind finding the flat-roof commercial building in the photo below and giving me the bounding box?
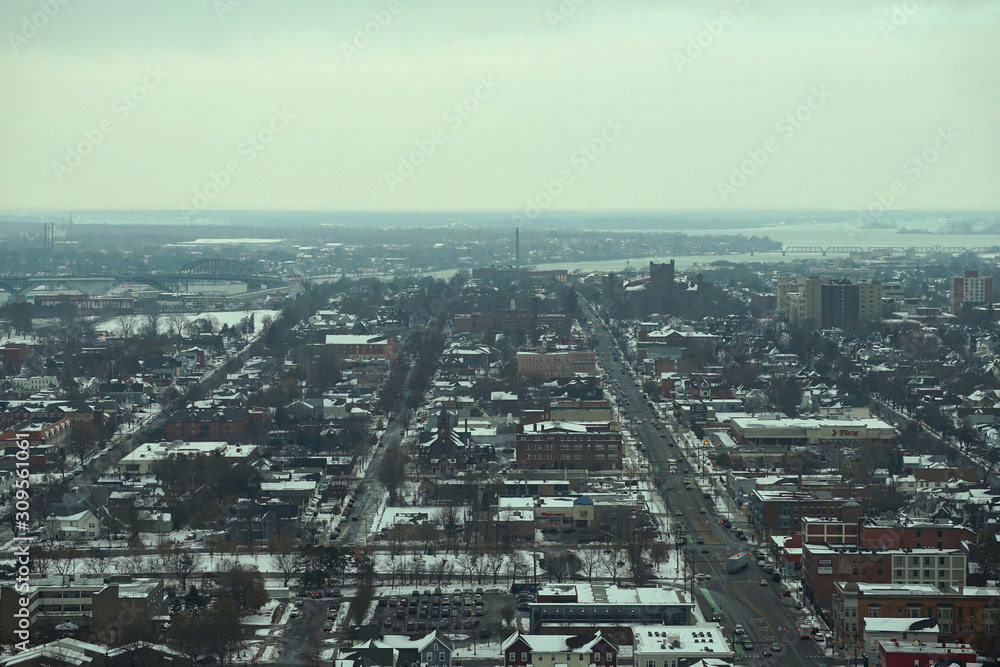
[528,584,692,635]
[832,582,1000,657]
[803,544,967,612]
[729,416,896,447]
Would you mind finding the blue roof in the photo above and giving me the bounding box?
[573,496,594,505]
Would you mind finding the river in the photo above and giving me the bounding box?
[426,219,1000,278]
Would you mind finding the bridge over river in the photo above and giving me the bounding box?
[0,258,288,298]
[778,244,1000,257]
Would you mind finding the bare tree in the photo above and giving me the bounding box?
[437,503,462,555]
[430,558,452,586]
[49,546,81,577]
[499,602,516,630]
[117,313,138,340]
[166,315,186,340]
[267,533,298,587]
[164,547,202,591]
[486,548,505,584]
[408,552,425,586]
[377,444,409,506]
[601,544,626,585]
[650,542,670,571]
[473,553,490,585]
[580,548,601,582]
[121,539,147,576]
[140,311,160,338]
[385,524,406,556]
[457,551,478,585]
[505,550,528,586]
[86,549,116,576]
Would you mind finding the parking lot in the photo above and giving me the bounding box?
[371,586,515,643]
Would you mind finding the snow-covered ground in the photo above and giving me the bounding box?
[95,309,280,336]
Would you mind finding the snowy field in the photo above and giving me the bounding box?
[95,309,281,336]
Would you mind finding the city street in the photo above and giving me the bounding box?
[585,303,844,666]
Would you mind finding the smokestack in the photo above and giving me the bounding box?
[516,227,520,269]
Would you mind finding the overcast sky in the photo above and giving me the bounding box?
[1,0,998,214]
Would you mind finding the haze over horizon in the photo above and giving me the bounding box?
[2,0,998,214]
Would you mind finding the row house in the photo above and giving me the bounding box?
[0,416,73,453]
[503,631,619,667]
[2,401,104,438]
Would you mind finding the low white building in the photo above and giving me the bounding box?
[118,440,257,475]
[632,625,732,667]
[10,375,58,393]
[863,617,938,663]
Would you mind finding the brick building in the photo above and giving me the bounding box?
[0,416,73,453]
[517,350,596,379]
[515,421,621,471]
[877,640,977,667]
[802,517,859,545]
[163,406,263,441]
[748,489,863,541]
[0,577,165,645]
[858,519,975,550]
[323,333,397,366]
[832,582,1000,658]
[2,401,104,439]
[0,343,32,369]
[802,544,967,612]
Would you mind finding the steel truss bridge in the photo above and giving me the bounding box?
[779,245,999,257]
[0,258,289,298]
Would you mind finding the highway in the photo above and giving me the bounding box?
[584,302,841,666]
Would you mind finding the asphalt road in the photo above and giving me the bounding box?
[279,597,332,665]
[331,413,406,547]
[584,303,844,667]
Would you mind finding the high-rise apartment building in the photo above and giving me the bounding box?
[953,270,992,314]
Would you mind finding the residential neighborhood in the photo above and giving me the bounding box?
[2,218,1000,667]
